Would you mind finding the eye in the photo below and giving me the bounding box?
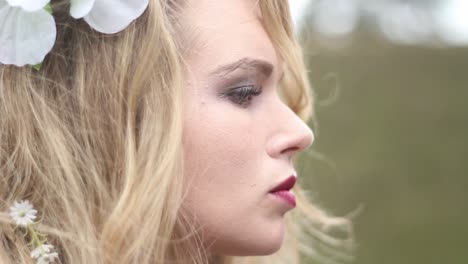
[223,85,262,107]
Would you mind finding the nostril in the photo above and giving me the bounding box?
[280,146,300,155]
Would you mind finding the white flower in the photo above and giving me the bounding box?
[36,252,59,264]
[70,0,149,34]
[9,200,38,227]
[32,244,59,264]
[70,0,94,19]
[0,0,149,67]
[6,0,49,12]
[0,0,56,66]
[31,244,55,259]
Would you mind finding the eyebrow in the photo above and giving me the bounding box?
[210,57,274,78]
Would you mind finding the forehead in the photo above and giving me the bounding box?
[181,0,280,71]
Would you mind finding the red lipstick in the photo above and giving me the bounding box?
[269,175,297,207]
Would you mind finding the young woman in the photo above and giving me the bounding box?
[0,0,352,263]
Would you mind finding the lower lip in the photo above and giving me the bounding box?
[269,190,296,207]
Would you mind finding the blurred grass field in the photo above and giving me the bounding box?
[298,33,468,264]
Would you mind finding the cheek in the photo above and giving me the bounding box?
[182,108,254,229]
[182,105,286,256]
[183,105,258,204]
[184,108,253,171]
[183,91,259,178]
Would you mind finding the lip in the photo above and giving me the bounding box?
[270,190,296,207]
[269,175,297,207]
[269,175,297,193]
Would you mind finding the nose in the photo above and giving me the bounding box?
[266,103,314,160]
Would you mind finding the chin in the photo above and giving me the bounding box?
[248,237,284,256]
[212,223,286,256]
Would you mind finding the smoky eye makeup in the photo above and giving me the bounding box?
[221,84,263,107]
[216,75,264,107]
[208,59,273,107]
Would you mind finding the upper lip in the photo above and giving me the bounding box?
[269,175,297,193]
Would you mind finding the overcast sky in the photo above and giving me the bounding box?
[289,0,309,27]
[288,0,468,45]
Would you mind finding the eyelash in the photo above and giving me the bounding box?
[223,85,262,107]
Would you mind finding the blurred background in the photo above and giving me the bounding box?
[290,1,468,264]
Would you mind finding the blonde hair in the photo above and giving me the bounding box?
[0,0,352,263]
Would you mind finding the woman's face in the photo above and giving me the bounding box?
[182,0,314,256]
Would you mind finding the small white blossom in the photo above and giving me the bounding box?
[9,200,37,227]
[36,251,59,264]
[31,244,55,259]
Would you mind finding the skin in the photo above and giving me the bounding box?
[181,0,314,257]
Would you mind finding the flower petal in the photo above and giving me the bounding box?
[31,244,54,258]
[37,252,59,264]
[6,0,50,12]
[84,0,149,34]
[0,3,56,66]
[70,0,95,19]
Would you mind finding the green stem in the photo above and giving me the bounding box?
[28,226,42,248]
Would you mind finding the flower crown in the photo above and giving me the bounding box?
[0,0,149,67]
